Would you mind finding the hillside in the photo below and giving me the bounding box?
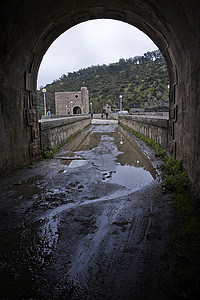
[37,50,169,116]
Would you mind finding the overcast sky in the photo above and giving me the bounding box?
[37,19,158,89]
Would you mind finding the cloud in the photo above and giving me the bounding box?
[37,19,158,89]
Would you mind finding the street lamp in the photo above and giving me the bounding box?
[119,95,123,112]
[120,134,123,145]
[90,102,92,112]
[42,88,47,115]
[71,101,73,114]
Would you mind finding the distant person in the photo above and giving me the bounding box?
[106,112,108,119]
[101,113,104,119]
[91,111,93,119]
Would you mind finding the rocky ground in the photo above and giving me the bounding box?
[0,121,182,299]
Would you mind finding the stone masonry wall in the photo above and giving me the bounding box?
[39,115,90,152]
[119,115,169,150]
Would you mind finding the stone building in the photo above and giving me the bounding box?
[55,87,89,115]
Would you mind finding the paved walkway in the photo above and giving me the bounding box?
[91,118,118,125]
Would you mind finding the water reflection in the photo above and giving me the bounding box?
[8,176,44,199]
[68,160,87,168]
[103,165,153,190]
[116,128,157,178]
[56,124,156,190]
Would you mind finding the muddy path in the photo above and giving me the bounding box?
[0,122,178,299]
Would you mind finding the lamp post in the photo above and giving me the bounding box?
[120,134,123,145]
[119,95,123,112]
[42,88,47,115]
[71,101,73,114]
[90,102,92,112]
[66,105,68,115]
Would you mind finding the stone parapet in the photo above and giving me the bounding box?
[39,115,90,152]
[119,115,169,150]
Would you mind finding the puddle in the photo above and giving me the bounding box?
[61,158,86,167]
[8,175,44,199]
[33,124,158,229]
[102,165,153,189]
[68,160,87,168]
[57,124,156,192]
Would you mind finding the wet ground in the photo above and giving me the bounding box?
[0,121,178,299]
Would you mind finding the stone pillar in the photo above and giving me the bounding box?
[81,87,89,114]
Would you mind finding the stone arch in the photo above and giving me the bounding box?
[73,106,82,114]
[0,1,200,195]
[32,13,177,93]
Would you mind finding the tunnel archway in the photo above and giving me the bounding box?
[73,106,82,114]
[0,1,200,195]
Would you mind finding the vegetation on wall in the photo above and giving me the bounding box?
[37,50,169,117]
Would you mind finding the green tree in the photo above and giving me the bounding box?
[37,50,169,117]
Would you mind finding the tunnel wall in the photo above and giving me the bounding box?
[119,115,169,150]
[0,0,200,196]
[0,87,40,175]
[39,115,90,152]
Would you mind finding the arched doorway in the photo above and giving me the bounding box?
[0,1,200,194]
[73,106,82,114]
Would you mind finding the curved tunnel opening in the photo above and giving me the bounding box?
[5,2,200,194]
[36,18,170,117]
[73,106,82,114]
[1,2,200,298]
[33,15,177,95]
[31,13,176,182]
